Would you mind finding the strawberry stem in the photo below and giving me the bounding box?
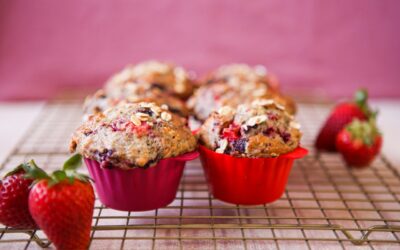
[354,89,368,107]
[22,160,50,181]
[22,154,92,187]
[353,88,378,119]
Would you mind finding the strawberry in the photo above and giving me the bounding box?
[222,124,241,141]
[336,119,382,167]
[0,163,37,229]
[315,89,374,151]
[26,154,95,250]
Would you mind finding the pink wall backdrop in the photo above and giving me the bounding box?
[0,0,400,100]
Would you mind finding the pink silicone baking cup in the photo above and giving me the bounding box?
[199,145,308,205]
[85,151,199,211]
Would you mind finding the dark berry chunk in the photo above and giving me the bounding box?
[169,107,183,117]
[151,83,166,91]
[267,112,278,121]
[263,127,275,137]
[280,132,291,143]
[140,156,161,169]
[137,107,154,116]
[83,130,93,136]
[95,149,114,163]
[232,138,247,153]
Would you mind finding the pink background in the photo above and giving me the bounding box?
[0,0,399,100]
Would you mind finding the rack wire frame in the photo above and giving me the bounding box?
[0,101,399,249]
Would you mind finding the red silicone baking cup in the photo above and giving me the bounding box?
[85,151,199,211]
[199,145,308,205]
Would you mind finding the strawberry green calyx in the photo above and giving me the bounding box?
[353,89,377,119]
[4,162,35,178]
[63,153,82,170]
[23,154,92,187]
[345,119,381,146]
[21,160,49,180]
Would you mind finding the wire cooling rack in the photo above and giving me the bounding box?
[0,101,399,250]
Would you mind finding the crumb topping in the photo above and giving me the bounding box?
[199,100,301,158]
[187,81,296,121]
[105,60,194,98]
[83,88,189,119]
[71,102,197,169]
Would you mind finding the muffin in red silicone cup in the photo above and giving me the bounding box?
[70,102,198,211]
[198,100,307,205]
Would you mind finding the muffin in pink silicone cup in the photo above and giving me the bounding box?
[198,100,306,205]
[70,102,198,211]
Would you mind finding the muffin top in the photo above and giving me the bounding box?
[83,88,189,119]
[105,60,194,99]
[199,99,301,158]
[70,102,197,169]
[213,63,268,81]
[204,63,280,91]
[187,81,296,121]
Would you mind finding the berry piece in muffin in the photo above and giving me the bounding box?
[105,60,195,99]
[199,99,301,157]
[187,81,295,121]
[70,102,197,169]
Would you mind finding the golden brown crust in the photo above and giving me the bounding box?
[188,63,296,121]
[105,60,195,99]
[83,88,189,119]
[187,81,296,121]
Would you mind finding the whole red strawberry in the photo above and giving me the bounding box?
[336,119,382,167]
[315,89,373,151]
[26,154,95,250]
[0,163,37,229]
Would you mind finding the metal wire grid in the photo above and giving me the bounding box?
[0,101,399,250]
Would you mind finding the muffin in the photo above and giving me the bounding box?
[70,102,198,211]
[203,63,280,91]
[199,99,301,157]
[198,100,307,205]
[105,60,195,99]
[71,102,196,169]
[187,81,296,121]
[83,88,189,119]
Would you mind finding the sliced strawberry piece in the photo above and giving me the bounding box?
[222,124,241,141]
